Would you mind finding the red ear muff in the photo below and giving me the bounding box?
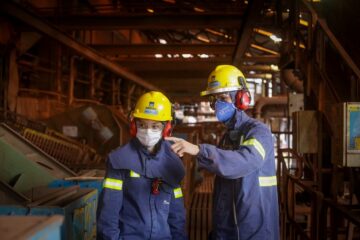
[162,121,172,137]
[235,90,251,110]
[130,119,137,137]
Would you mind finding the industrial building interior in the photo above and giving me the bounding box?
[0,0,359,239]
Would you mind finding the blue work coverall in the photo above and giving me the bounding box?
[197,110,279,240]
[97,139,187,240]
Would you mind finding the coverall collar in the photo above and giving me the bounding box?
[226,110,251,130]
[132,138,185,187]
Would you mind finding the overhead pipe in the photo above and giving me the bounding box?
[281,69,304,93]
[262,106,288,119]
[253,95,288,119]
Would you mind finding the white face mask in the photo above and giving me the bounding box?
[136,128,162,150]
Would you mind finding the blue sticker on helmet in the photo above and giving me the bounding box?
[209,81,220,88]
[145,108,158,115]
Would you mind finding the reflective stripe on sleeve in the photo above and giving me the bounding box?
[242,138,265,160]
[130,170,140,178]
[259,176,277,187]
[174,188,183,198]
[103,178,123,190]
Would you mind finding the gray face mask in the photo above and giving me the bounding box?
[136,128,162,150]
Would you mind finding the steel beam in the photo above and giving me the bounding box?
[0,1,159,91]
[93,43,236,55]
[232,0,264,66]
[138,70,209,79]
[136,64,278,80]
[241,56,280,63]
[45,14,243,30]
[116,58,232,72]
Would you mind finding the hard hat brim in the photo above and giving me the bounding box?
[200,86,243,96]
[133,112,172,121]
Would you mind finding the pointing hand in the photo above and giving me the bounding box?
[165,137,200,157]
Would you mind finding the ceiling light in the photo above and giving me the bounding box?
[182,54,193,58]
[198,54,209,58]
[270,64,279,71]
[196,35,210,43]
[147,8,154,13]
[194,7,205,12]
[293,41,306,49]
[159,39,167,44]
[155,54,163,58]
[270,34,282,43]
[265,74,272,79]
[299,19,308,27]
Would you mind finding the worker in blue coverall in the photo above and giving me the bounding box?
[97,91,187,240]
[166,65,280,240]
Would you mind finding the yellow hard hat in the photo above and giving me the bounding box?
[200,65,248,96]
[133,91,172,121]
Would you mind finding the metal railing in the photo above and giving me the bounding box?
[294,0,360,117]
[278,148,360,240]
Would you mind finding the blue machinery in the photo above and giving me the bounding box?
[0,123,102,239]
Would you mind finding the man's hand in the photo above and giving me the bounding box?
[165,137,200,157]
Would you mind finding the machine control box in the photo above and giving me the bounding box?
[331,102,360,166]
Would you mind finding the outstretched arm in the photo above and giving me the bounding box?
[165,136,199,157]
[166,134,271,179]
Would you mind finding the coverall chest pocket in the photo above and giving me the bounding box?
[155,184,172,214]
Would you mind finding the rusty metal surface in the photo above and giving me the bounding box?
[0,1,159,92]
[0,215,63,240]
[187,176,214,240]
[292,111,319,154]
[0,187,98,240]
[3,111,105,170]
[23,128,104,169]
[0,123,76,184]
